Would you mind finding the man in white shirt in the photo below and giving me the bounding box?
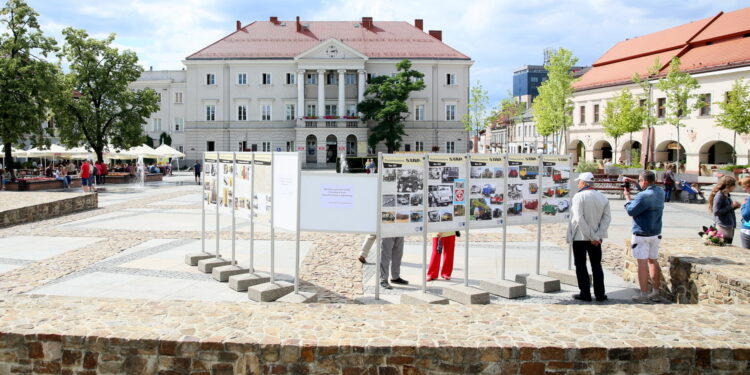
[566,172,611,302]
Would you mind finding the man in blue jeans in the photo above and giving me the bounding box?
[624,170,666,303]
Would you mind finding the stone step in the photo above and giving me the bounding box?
[248,281,294,302]
[515,273,561,293]
[212,265,249,282]
[197,258,232,273]
[228,272,271,292]
[441,285,490,305]
[400,291,449,305]
[479,279,526,299]
[184,252,214,266]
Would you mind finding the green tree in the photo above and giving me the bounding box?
[601,89,644,165]
[655,57,700,172]
[496,94,526,153]
[533,48,578,153]
[159,132,172,146]
[55,28,159,163]
[715,79,750,164]
[0,0,62,179]
[632,58,662,168]
[462,81,490,153]
[357,59,425,153]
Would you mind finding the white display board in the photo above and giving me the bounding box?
[468,154,506,228]
[217,153,234,214]
[252,153,272,225]
[540,155,573,221]
[506,154,540,225]
[379,154,425,236]
[272,152,301,232]
[203,152,218,207]
[300,173,378,233]
[235,153,253,219]
[426,154,467,231]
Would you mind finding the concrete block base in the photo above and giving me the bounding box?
[442,285,490,305]
[277,291,318,303]
[479,279,527,299]
[211,265,248,282]
[228,272,271,292]
[400,291,449,305]
[515,273,561,293]
[548,269,591,287]
[248,281,294,302]
[184,252,214,266]
[197,257,232,273]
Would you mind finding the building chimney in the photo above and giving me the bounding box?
[236,20,241,31]
[414,19,423,30]
[428,30,442,41]
[296,16,301,32]
[270,16,278,24]
[361,17,373,29]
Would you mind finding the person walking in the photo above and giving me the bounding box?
[379,236,408,289]
[625,170,666,303]
[427,231,456,281]
[663,165,676,202]
[708,176,740,244]
[566,172,611,302]
[194,161,202,185]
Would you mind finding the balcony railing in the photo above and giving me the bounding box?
[301,117,363,128]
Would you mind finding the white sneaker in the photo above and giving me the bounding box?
[631,293,652,304]
[648,290,666,303]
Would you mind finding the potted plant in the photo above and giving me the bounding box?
[303,115,318,119]
[323,115,339,119]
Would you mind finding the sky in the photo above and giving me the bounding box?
[25,0,749,105]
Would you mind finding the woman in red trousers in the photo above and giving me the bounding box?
[427,231,456,281]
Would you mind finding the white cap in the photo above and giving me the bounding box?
[575,172,594,182]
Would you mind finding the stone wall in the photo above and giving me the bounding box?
[0,332,747,375]
[621,239,750,304]
[0,193,98,228]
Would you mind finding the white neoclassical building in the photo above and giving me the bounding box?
[132,17,473,166]
[570,6,750,174]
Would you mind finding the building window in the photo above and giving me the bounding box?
[306,104,316,117]
[206,105,215,121]
[639,99,646,107]
[415,104,425,121]
[593,104,600,123]
[286,141,294,152]
[445,104,456,121]
[404,144,411,152]
[207,141,215,152]
[261,73,272,85]
[579,106,586,124]
[262,141,271,152]
[345,73,356,85]
[177,145,183,152]
[699,94,711,116]
[286,73,295,85]
[174,92,183,104]
[155,92,162,102]
[238,73,247,85]
[238,105,247,121]
[285,104,295,120]
[306,73,317,85]
[657,98,666,118]
[153,118,162,132]
[446,73,456,85]
[415,141,424,152]
[261,105,271,121]
[530,76,539,83]
[174,118,183,132]
[326,72,337,85]
[324,104,337,116]
[366,73,373,83]
[446,141,455,153]
[206,73,215,85]
[346,104,357,117]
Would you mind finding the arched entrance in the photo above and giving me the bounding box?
[621,140,641,164]
[326,134,337,163]
[346,135,357,156]
[306,135,317,164]
[699,141,734,165]
[655,140,685,164]
[593,140,612,161]
[568,140,585,164]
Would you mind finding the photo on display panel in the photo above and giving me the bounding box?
[429,167,442,180]
[454,204,466,217]
[439,208,453,222]
[395,211,410,223]
[382,211,395,223]
[382,194,396,207]
[441,167,459,183]
[519,166,539,180]
[470,184,481,195]
[470,198,492,221]
[383,169,397,182]
[396,170,423,193]
[470,166,494,179]
[428,185,453,207]
[397,193,410,206]
[410,211,423,223]
[481,183,496,197]
[508,166,519,178]
[410,194,423,206]
[507,184,523,200]
[428,210,440,223]
[507,201,523,216]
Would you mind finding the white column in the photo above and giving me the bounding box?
[296,70,304,118]
[337,69,346,117]
[357,69,366,104]
[317,69,326,117]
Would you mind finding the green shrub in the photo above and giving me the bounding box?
[575,160,599,173]
[720,164,748,171]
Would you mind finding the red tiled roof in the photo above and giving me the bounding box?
[575,6,750,91]
[187,20,469,60]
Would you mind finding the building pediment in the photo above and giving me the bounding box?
[295,38,368,61]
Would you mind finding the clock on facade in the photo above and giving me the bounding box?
[325,45,339,58]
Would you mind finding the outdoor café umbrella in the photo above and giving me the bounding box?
[154,144,185,170]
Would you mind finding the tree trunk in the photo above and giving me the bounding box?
[628,132,633,165]
[676,126,681,175]
[95,146,104,164]
[614,138,619,164]
[3,142,15,181]
[733,131,737,165]
[473,134,479,153]
[643,127,652,169]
